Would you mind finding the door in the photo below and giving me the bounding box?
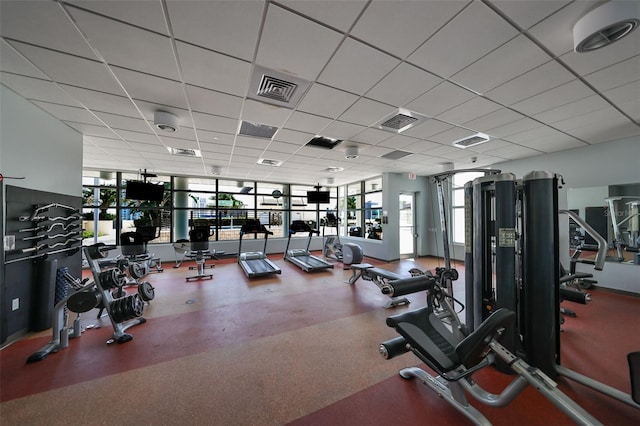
[399,193,416,259]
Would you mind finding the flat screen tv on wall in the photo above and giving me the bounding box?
[306,190,330,204]
[125,180,165,202]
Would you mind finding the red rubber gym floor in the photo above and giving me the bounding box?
[1,254,639,425]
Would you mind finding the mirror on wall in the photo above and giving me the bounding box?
[568,183,640,265]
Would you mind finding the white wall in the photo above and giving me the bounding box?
[0,85,82,195]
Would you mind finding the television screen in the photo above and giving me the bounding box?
[125,180,165,202]
[306,190,330,204]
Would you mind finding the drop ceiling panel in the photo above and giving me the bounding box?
[339,98,395,127]
[318,38,400,95]
[350,128,393,145]
[485,60,575,106]
[511,80,595,116]
[68,7,180,80]
[68,0,168,34]
[407,1,517,78]
[351,0,468,59]
[554,107,637,134]
[375,134,420,150]
[32,101,102,125]
[284,111,333,134]
[59,85,138,117]
[450,35,550,94]
[159,136,199,150]
[114,129,161,145]
[566,120,640,144]
[533,95,611,124]
[463,108,526,133]
[488,0,571,30]
[401,119,452,140]
[603,81,640,121]
[185,85,243,118]
[0,40,48,79]
[278,0,368,32]
[320,121,366,141]
[0,73,81,106]
[406,81,476,117]
[560,39,640,78]
[195,129,235,145]
[272,128,315,145]
[192,112,239,134]
[176,42,251,97]
[0,1,97,58]
[485,117,542,139]
[166,0,263,61]
[111,67,187,109]
[93,112,150,133]
[257,6,344,81]
[437,97,503,125]
[64,122,121,139]
[297,83,359,119]
[366,63,442,107]
[583,55,640,93]
[241,99,293,128]
[127,142,170,154]
[428,127,478,145]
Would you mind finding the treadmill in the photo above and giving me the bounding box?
[237,220,281,278]
[284,220,334,272]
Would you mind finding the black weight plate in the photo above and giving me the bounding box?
[137,281,155,301]
[67,290,100,313]
[129,262,145,280]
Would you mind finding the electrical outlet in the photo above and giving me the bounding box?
[12,298,19,311]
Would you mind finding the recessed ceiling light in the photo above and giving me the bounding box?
[345,146,359,159]
[154,110,179,133]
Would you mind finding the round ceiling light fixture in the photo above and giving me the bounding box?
[345,146,359,159]
[154,110,179,133]
[573,0,639,53]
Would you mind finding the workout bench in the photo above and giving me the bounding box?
[347,263,435,308]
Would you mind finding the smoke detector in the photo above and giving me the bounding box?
[154,110,179,133]
[573,0,639,53]
[345,146,359,159]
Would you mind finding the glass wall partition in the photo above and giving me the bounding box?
[364,177,383,240]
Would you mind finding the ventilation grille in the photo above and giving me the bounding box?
[306,136,342,150]
[257,158,282,167]
[257,75,298,103]
[248,65,311,107]
[239,121,278,139]
[167,147,202,157]
[376,109,428,134]
[381,150,412,160]
[452,133,490,148]
[325,167,344,173]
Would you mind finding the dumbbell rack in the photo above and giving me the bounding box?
[84,245,146,344]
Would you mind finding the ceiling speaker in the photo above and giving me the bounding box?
[154,110,179,133]
[573,0,639,53]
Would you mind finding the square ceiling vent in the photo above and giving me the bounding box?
[238,121,278,139]
[167,147,202,157]
[257,158,282,167]
[248,65,312,108]
[452,132,490,148]
[376,108,428,134]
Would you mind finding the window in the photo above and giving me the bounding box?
[451,172,483,244]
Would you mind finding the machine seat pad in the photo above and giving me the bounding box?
[387,306,460,372]
[387,275,436,296]
[455,308,515,368]
[366,267,402,280]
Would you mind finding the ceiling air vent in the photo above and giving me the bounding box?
[377,108,428,134]
[452,133,490,148]
[257,158,282,167]
[325,166,344,173]
[239,121,278,139]
[381,150,412,160]
[248,65,311,108]
[167,147,202,157]
[306,136,342,150]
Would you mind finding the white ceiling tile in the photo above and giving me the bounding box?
[0,73,80,106]
[366,63,442,107]
[408,1,517,78]
[320,121,366,141]
[0,1,97,58]
[31,101,101,125]
[531,137,587,153]
[427,127,478,145]
[257,6,344,81]
[503,124,558,144]
[406,81,476,117]
[66,122,122,139]
[401,119,452,140]
[241,99,293,128]
[583,54,640,93]
[526,1,602,56]
[485,117,542,139]
[339,98,395,127]
[533,95,611,124]
[195,129,235,145]
[185,85,243,118]
[272,128,315,146]
[111,66,187,109]
[284,111,333,134]
[192,112,239,134]
[603,80,640,121]
[93,112,151,133]
[0,39,49,79]
[350,128,392,145]
[402,140,440,153]
[68,0,168,34]
[318,38,400,95]
[511,79,596,116]
[450,35,550,94]
[176,42,251,97]
[561,39,640,78]
[463,108,526,133]
[60,84,139,116]
[352,0,468,59]
[485,60,575,105]
[554,108,640,143]
[488,0,571,30]
[166,0,263,61]
[9,41,123,95]
[297,83,359,119]
[115,129,161,144]
[278,0,368,32]
[68,7,179,80]
[436,97,503,124]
